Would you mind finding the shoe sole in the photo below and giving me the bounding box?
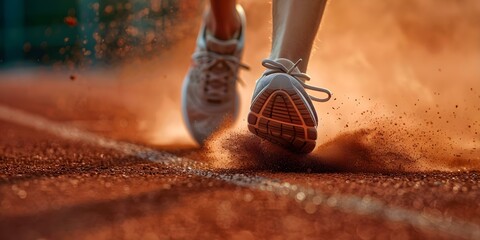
[247,75,317,153]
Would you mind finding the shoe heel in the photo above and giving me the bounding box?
[248,79,317,153]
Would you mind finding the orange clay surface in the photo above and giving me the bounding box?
[1,0,480,239]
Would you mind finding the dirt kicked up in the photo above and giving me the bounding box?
[124,0,480,173]
[201,0,480,173]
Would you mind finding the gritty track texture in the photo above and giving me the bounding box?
[0,120,462,240]
[1,80,480,239]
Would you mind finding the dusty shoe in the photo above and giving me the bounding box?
[182,5,248,144]
[247,58,332,153]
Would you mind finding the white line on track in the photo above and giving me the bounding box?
[1,104,479,239]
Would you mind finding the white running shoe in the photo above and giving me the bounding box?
[248,58,332,153]
[182,5,248,144]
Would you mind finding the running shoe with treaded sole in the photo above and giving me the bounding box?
[182,5,248,144]
[248,58,332,153]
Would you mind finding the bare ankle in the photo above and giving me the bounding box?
[205,9,241,40]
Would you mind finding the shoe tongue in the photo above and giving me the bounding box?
[206,33,238,55]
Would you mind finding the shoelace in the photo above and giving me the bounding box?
[192,51,249,100]
[262,59,332,102]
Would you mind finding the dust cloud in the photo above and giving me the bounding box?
[115,0,479,172]
[194,0,480,172]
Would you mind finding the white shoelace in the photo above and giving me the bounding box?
[262,59,332,102]
[192,51,249,101]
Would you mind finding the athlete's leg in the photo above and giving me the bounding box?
[270,0,327,72]
[182,1,247,144]
[248,0,331,153]
[206,0,241,40]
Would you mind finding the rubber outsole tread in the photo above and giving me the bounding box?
[248,87,317,153]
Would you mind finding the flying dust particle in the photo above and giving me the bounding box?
[64,16,78,27]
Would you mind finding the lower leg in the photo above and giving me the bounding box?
[270,0,327,72]
[206,0,241,40]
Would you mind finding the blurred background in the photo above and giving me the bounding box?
[0,0,202,68]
